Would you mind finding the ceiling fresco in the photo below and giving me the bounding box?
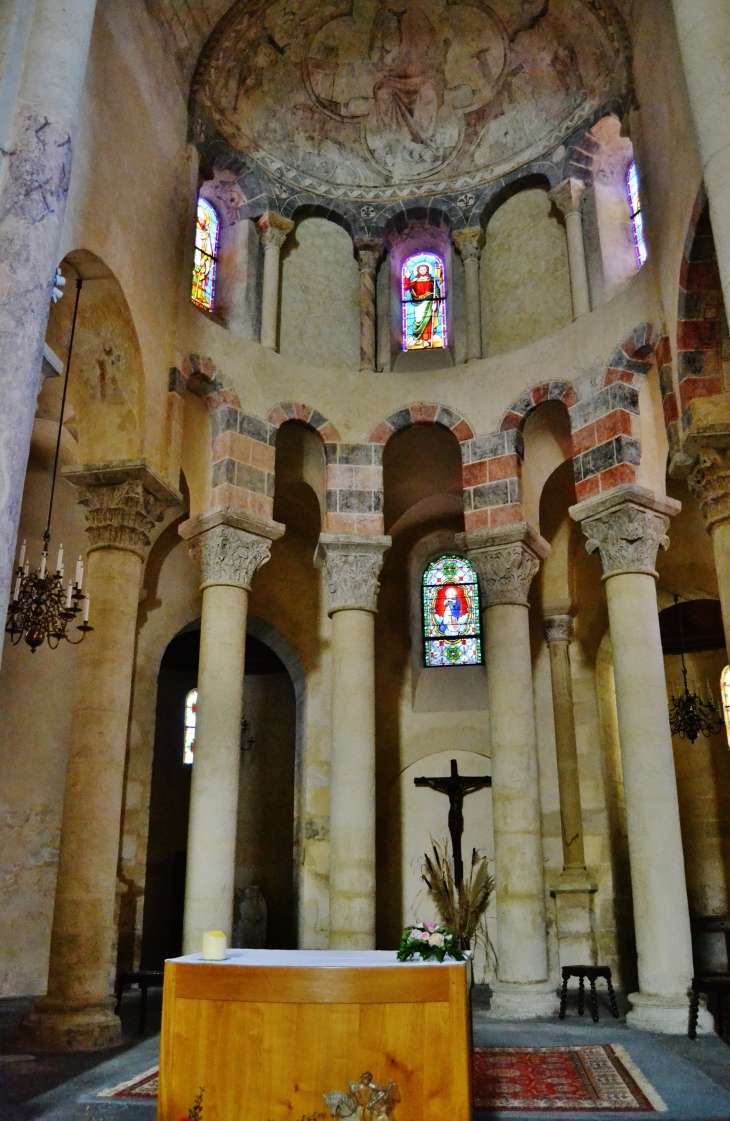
[194,0,629,202]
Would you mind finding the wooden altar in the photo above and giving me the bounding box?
[158,949,471,1121]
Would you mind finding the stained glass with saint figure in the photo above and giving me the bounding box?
[423,555,481,666]
[191,198,220,311]
[402,251,447,351]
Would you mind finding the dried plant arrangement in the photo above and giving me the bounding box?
[421,841,495,960]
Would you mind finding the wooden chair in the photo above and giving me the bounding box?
[689,975,730,1040]
[114,970,164,1033]
[559,965,619,1023]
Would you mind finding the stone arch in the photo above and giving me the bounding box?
[266,402,341,444]
[367,402,474,446]
[480,173,555,231]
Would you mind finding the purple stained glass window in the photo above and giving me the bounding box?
[627,162,647,270]
[402,251,448,351]
[423,555,481,667]
[191,197,219,311]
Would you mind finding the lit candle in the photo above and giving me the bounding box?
[201,931,227,961]
[18,540,26,568]
[83,594,90,623]
[56,544,63,573]
[66,582,73,609]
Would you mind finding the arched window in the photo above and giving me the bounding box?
[191,197,220,311]
[626,162,647,270]
[422,555,481,666]
[183,688,197,765]
[721,666,730,748]
[402,251,447,351]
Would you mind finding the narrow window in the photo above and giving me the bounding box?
[191,197,220,311]
[402,251,447,351]
[627,162,647,270]
[423,555,482,666]
[184,688,197,765]
[721,666,730,748]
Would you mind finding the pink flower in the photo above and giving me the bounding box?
[425,923,436,932]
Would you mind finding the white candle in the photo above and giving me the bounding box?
[78,561,84,589]
[83,595,90,623]
[23,560,29,577]
[66,582,73,609]
[13,575,20,601]
[39,553,46,579]
[18,540,26,568]
[75,556,82,586]
[201,930,227,961]
[56,544,63,573]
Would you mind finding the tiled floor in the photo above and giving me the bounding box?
[2,987,730,1120]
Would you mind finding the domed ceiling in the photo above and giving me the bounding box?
[193,0,630,203]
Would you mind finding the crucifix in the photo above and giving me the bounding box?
[414,759,492,887]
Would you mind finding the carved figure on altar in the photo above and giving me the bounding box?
[324,1073,400,1121]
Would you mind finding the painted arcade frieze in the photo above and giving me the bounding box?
[195,0,628,201]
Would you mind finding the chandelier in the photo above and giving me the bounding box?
[5,276,93,652]
[668,596,722,743]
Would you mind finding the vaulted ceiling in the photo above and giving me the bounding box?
[145,0,235,90]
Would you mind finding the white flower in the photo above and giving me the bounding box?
[428,932,444,947]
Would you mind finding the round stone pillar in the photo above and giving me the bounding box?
[257,212,294,351]
[22,462,178,1051]
[688,445,730,655]
[181,512,282,954]
[548,179,590,319]
[571,483,712,1033]
[459,523,559,1018]
[315,533,390,948]
[354,239,381,372]
[670,0,730,317]
[0,0,98,656]
[452,227,484,361]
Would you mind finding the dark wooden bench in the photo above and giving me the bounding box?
[559,965,619,1022]
[114,970,164,1033]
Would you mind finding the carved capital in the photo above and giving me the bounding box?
[570,484,681,580]
[544,614,574,644]
[548,178,587,218]
[181,507,284,591]
[456,522,549,608]
[63,461,181,556]
[354,237,382,275]
[315,534,391,614]
[452,226,484,263]
[687,444,730,531]
[257,211,294,251]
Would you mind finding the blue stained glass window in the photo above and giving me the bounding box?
[627,162,647,270]
[423,555,482,667]
[183,688,197,765]
[402,251,448,351]
[191,197,219,311]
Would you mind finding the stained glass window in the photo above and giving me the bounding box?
[423,555,482,667]
[402,251,447,351]
[183,688,197,765]
[191,197,219,311]
[721,667,730,748]
[627,162,647,270]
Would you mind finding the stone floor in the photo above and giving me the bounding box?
[1,987,729,1119]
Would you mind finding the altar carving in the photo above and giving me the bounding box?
[325,1072,400,1121]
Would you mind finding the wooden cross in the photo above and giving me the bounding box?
[414,759,492,887]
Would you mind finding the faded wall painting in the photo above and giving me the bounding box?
[196,0,627,201]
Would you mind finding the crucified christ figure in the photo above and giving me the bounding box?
[414,759,491,886]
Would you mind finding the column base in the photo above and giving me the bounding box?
[20,997,122,1051]
[487,979,560,1019]
[626,992,714,1035]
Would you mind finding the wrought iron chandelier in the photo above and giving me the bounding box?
[668,596,722,742]
[5,276,93,652]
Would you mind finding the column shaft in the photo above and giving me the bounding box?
[548,180,590,319]
[546,633,585,869]
[355,239,380,372]
[183,583,249,950]
[671,0,730,317]
[257,213,293,351]
[452,228,483,360]
[329,608,376,947]
[0,0,98,652]
[712,520,730,656]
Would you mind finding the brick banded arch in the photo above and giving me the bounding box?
[266,401,341,443]
[367,402,474,445]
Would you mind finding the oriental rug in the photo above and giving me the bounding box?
[472,1045,666,1111]
[98,1065,159,1099]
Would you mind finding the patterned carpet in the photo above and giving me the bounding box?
[472,1045,667,1111]
[98,1065,158,1100]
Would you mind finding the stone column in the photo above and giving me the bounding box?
[548,179,591,319]
[458,523,559,1018]
[670,0,730,317]
[570,484,712,1033]
[354,239,381,372]
[180,510,283,954]
[452,227,484,361]
[22,462,179,1051]
[257,212,294,351]
[315,533,390,948]
[688,445,730,655]
[0,0,98,656]
[544,615,596,967]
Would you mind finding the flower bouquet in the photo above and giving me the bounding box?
[397,922,466,963]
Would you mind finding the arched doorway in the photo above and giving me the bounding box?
[140,626,297,968]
